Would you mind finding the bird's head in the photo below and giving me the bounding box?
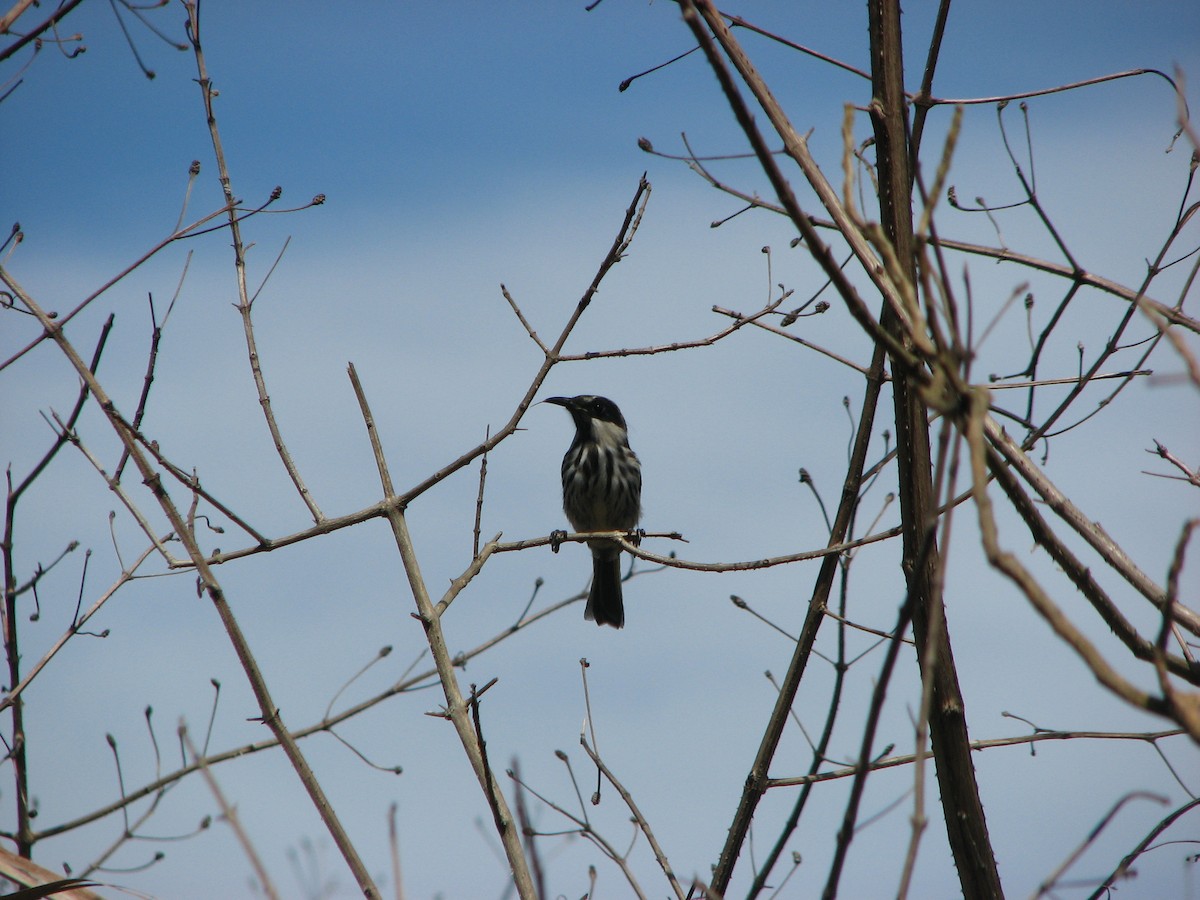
[545,395,629,434]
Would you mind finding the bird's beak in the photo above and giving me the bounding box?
[543,396,572,408]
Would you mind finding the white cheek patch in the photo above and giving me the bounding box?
[591,419,627,447]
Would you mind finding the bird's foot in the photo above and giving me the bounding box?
[550,529,567,553]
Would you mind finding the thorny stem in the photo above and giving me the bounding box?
[678,3,892,892]
[865,2,1002,897]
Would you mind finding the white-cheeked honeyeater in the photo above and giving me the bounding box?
[546,395,642,628]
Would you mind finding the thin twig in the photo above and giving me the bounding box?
[472,427,490,558]
[766,729,1186,788]
[1035,792,1168,898]
[347,363,534,899]
[580,736,685,900]
[1087,795,1200,900]
[181,724,281,900]
[0,542,158,713]
[187,4,324,524]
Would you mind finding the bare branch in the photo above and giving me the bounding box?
[347,363,535,898]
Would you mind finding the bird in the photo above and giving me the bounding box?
[545,395,642,628]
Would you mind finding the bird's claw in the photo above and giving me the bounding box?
[630,528,645,548]
[550,529,567,553]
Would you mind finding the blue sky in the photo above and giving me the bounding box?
[3,2,1199,898]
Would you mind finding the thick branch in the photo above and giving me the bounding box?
[866,2,1002,896]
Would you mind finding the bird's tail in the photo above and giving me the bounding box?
[585,551,624,629]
